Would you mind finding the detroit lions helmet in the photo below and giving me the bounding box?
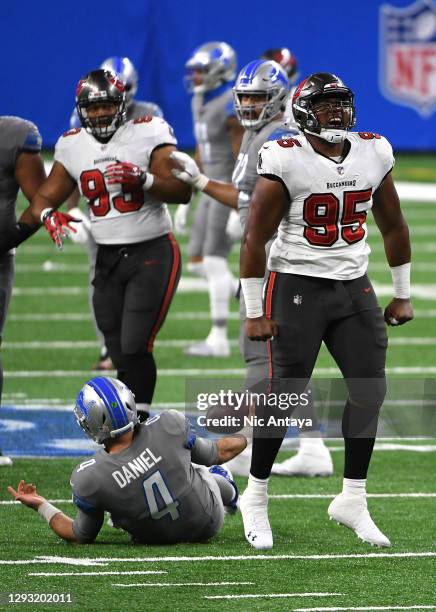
[292,72,356,143]
[233,59,289,130]
[74,376,139,444]
[261,47,299,84]
[100,56,138,102]
[75,69,126,140]
[185,41,237,93]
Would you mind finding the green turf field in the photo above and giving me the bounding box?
[0,154,435,610]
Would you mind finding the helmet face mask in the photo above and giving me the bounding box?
[233,60,289,130]
[76,69,127,141]
[185,42,237,94]
[100,56,138,103]
[74,376,139,445]
[292,72,356,144]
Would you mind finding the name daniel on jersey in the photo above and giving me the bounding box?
[112,447,162,488]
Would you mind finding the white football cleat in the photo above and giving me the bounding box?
[224,445,252,477]
[240,491,273,550]
[328,493,391,547]
[0,452,13,467]
[184,339,230,357]
[271,440,333,477]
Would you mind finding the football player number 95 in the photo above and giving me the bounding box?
[303,189,372,247]
[80,169,144,216]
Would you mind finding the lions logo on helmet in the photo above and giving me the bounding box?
[100,56,139,103]
[74,377,139,444]
[292,72,356,144]
[233,60,290,130]
[184,41,237,94]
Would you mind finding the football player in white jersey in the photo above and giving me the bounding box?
[67,56,164,371]
[237,72,413,550]
[1,70,191,422]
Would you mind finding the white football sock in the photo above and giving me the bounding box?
[342,477,367,498]
[203,255,233,322]
[246,474,269,498]
[186,260,206,278]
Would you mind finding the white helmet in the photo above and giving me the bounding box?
[74,376,139,444]
[233,59,289,130]
[185,41,237,94]
[100,56,138,102]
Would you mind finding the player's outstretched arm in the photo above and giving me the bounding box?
[8,480,78,543]
[240,176,288,341]
[147,145,191,203]
[171,151,238,208]
[372,173,413,326]
[216,434,247,463]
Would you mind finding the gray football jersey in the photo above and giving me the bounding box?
[70,411,222,544]
[232,119,298,229]
[69,99,163,129]
[192,85,235,180]
[0,116,42,230]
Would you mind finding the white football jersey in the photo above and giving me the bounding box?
[54,117,177,245]
[257,131,394,280]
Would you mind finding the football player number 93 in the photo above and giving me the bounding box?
[80,169,144,216]
[303,189,372,247]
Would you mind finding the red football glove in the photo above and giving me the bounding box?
[42,210,81,251]
[105,162,145,188]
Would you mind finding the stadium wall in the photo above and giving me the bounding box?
[3,0,436,150]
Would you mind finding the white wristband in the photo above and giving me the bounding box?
[241,277,264,318]
[390,262,411,299]
[40,208,53,223]
[142,172,155,191]
[193,173,209,191]
[38,501,61,524]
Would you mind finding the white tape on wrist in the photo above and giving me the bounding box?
[40,208,53,223]
[38,501,61,524]
[142,172,155,191]
[193,173,209,191]
[241,277,264,318]
[390,262,411,299]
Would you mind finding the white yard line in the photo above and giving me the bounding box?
[2,493,436,506]
[1,552,436,565]
[8,309,436,322]
[4,366,436,377]
[3,337,436,349]
[205,592,342,600]
[113,581,254,588]
[294,607,436,611]
[29,570,166,576]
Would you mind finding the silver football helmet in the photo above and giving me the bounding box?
[185,41,237,94]
[100,56,138,102]
[74,376,139,444]
[233,59,290,130]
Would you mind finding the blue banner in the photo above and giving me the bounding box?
[2,0,436,150]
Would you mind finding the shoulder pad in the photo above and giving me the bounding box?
[62,127,81,138]
[267,128,299,142]
[133,115,154,124]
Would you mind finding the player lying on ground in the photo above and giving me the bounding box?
[8,377,245,544]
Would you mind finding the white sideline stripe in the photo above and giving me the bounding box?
[8,309,436,321]
[205,593,342,600]
[113,581,254,588]
[2,493,436,506]
[4,337,436,350]
[29,570,167,577]
[396,181,436,202]
[294,607,436,611]
[4,366,436,378]
[10,281,436,299]
[2,551,436,565]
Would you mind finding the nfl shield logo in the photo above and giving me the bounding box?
[379,0,436,116]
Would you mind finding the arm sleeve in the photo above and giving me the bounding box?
[190,437,220,466]
[20,123,42,154]
[374,136,395,190]
[72,507,104,543]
